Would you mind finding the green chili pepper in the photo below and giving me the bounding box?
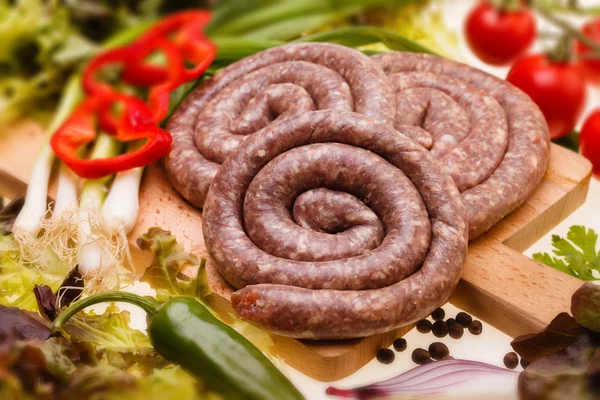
[52,292,305,400]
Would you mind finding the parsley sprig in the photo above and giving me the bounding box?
[533,225,600,281]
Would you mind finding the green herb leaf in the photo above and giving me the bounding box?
[511,312,581,363]
[533,225,600,281]
[571,283,600,332]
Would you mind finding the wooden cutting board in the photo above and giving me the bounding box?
[0,120,593,382]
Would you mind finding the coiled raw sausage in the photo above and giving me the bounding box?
[372,52,550,238]
[164,42,395,208]
[202,111,468,339]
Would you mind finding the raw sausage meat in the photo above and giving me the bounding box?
[164,42,395,208]
[372,52,550,239]
[202,111,468,339]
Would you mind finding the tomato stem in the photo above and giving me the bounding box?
[537,8,600,53]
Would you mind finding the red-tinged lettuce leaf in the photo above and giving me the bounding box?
[518,332,599,400]
[0,305,53,342]
[511,313,581,363]
[137,227,204,301]
[33,284,58,321]
[33,267,83,322]
[572,283,600,333]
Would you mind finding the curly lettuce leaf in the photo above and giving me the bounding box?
[62,303,151,350]
[0,234,70,311]
[137,227,210,301]
[533,226,600,281]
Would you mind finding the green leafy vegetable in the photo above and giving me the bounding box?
[518,331,599,400]
[62,303,151,350]
[137,227,210,301]
[533,226,600,281]
[571,283,600,332]
[511,312,581,363]
[0,233,70,311]
[294,26,436,54]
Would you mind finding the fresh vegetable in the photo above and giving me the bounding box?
[507,54,587,140]
[0,234,71,311]
[137,227,205,301]
[464,1,536,66]
[12,76,82,238]
[123,10,216,85]
[53,292,305,400]
[574,18,600,86]
[0,0,205,123]
[50,92,172,179]
[326,359,519,398]
[511,283,600,399]
[579,109,600,179]
[511,312,581,363]
[0,307,217,400]
[571,282,600,332]
[533,225,600,281]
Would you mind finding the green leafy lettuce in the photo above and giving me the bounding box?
[137,227,210,301]
[0,234,70,311]
[533,226,600,281]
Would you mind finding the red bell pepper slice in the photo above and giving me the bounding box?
[82,38,184,125]
[122,10,217,86]
[50,92,172,179]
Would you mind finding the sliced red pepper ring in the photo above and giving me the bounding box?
[83,39,185,125]
[50,93,172,179]
[122,10,216,86]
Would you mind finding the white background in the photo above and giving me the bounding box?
[288,1,600,399]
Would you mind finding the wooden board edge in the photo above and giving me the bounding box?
[502,168,592,253]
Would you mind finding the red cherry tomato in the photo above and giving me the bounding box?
[507,54,587,140]
[465,1,536,66]
[579,109,600,179]
[574,19,600,86]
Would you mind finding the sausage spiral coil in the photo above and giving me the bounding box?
[372,52,551,239]
[164,42,395,208]
[202,111,468,339]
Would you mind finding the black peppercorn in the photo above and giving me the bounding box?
[448,323,464,339]
[503,352,519,369]
[428,342,449,360]
[431,308,445,321]
[376,348,395,364]
[441,355,455,361]
[521,358,530,369]
[416,319,433,333]
[432,320,448,338]
[468,320,483,335]
[393,338,407,352]
[456,312,473,327]
[411,348,432,365]
[446,318,456,326]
